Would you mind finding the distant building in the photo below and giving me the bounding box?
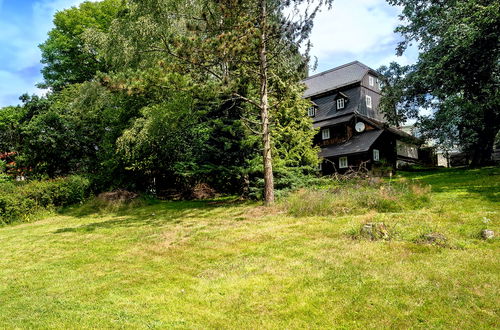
[303,61,421,173]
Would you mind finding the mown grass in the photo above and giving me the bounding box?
[0,167,498,328]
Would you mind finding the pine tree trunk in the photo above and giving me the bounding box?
[259,0,274,205]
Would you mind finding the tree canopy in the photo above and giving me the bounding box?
[1,0,326,201]
[381,0,500,165]
[39,0,123,91]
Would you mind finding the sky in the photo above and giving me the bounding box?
[0,0,419,108]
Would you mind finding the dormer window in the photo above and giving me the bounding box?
[307,106,316,117]
[334,92,349,111]
[369,76,375,87]
[337,98,345,110]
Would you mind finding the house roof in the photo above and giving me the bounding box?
[313,114,353,128]
[303,61,377,98]
[319,130,383,158]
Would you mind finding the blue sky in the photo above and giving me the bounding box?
[0,0,419,108]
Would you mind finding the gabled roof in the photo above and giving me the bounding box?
[303,61,377,98]
[319,130,383,158]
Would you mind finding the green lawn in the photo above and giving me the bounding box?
[0,168,499,328]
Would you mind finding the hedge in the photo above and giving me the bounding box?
[0,175,90,225]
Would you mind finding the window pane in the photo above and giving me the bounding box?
[366,95,372,108]
[339,157,348,168]
[308,107,315,117]
[322,129,330,140]
[337,98,344,109]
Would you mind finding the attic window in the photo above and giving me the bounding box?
[337,98,345,110]
[369,76,375,86]
[366,95,372,109]
[321,128,330,140]
[307,107,316,117]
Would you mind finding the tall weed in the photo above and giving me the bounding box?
[284,179,430,217]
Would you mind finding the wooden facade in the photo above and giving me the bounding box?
[303,61,421,174]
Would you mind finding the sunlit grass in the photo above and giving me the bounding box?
[0,167,498,328]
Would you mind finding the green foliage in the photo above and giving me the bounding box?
[382,0,500,165]
[101,0,323,200]
[39,0,122,90]
[0,160,11,184]
[0,176,91,225]
[117,84,212,191]
[0,105,25,152]
[4,0,323,201]
[0,176,90,223]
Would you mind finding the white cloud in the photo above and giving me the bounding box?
[0,70,41,106]
[308,0,417,72]
[0,0,87,107]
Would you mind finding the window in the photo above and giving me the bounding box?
[339,157,348,168]
[369,76,375,86]
[337,98,345,110]
[373,149,380,162]
[321,128,330,140]
[366,95,372,109]
[307,107,316,117]
[318,162,322,171]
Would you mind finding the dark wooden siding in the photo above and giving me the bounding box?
[310,86,361,123]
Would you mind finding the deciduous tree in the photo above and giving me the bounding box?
[383,0,500,165]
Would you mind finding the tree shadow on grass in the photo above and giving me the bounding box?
[54,198,249,234]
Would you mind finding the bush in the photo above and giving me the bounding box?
[284,179,430,217]
[0,175,91,225]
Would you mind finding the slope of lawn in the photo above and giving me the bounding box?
[0,167,498,328]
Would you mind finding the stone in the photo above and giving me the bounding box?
[360,222,389,240]
[420,232,447,247]
[481,229,494,240]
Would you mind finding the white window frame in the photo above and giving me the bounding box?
[373,149,380,162]
[336,98,345,110]
[366,95,372,109]
[321,128,330,140]
[339,157,348,169]
[307,106,316,117]
[369,76,375,87]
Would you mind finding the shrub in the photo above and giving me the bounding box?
[0,175,91,225]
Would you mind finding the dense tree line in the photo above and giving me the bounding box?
[0,0,326,201]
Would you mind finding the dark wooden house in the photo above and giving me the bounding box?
[303,61,421,174]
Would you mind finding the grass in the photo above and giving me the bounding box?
[0,167,499,328]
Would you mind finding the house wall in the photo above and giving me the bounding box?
[320,152,372,175]
[359,87,384,121]
[371,133,397,166]
[360,72,382,92]
[316,122,354,147]
[396,140,419,159]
